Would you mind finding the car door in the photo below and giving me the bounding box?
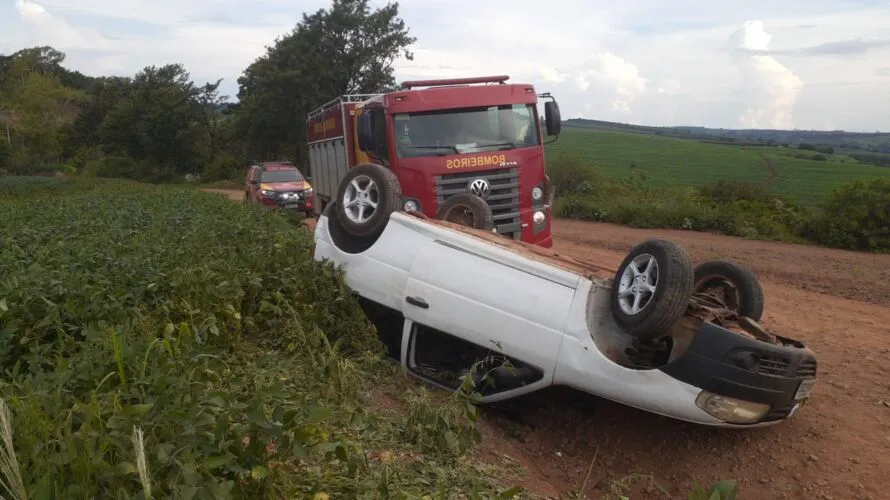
[401,238,577,383]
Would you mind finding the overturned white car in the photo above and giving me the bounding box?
[312,164,818,428]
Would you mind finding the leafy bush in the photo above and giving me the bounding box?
[83,155,141,179]
[0,179,513,498]
[696,180,769,204]
[547,153,811,242]
[800,178,890,251]
[203,153,241,182]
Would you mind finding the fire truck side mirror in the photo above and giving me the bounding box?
[357,113,374,152]
[544,101,561,136]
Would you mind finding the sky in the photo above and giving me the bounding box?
[3,0,890,132]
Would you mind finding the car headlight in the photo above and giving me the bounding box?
[305,188,313,195]
[695,391,770,424]
[532,186,543,201]
[533,210,546,225]
[260,189,275,197]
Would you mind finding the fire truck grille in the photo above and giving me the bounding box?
[434,167,521,240]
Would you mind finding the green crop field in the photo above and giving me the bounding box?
[546,127,890,207]
[0,177,517,499]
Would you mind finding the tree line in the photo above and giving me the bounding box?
[0,0,414,182]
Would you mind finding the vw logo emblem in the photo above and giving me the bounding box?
[468,178,491,199]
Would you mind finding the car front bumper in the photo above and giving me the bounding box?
[262,195,313,211]
[659,321,817,425]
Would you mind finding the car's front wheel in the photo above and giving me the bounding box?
[693,260,764,321]
[335,163,402,238]
[610,239,694,339]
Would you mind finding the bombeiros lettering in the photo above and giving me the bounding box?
[445,154,507,169]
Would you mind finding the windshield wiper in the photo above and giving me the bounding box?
[476,141,517,150]
[405,144,460,155]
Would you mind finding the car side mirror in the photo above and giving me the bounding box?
[357,113,374,152]
[544,101,561,136]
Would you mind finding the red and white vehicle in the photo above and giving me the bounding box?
[306,75,561,248]
[244,161,314,217]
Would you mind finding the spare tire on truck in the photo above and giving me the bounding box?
[335,163,402,238]
[693,260,764,321]
[436,193,495,231]
[610,239,694,339]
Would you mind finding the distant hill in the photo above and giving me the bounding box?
[563,118,890,156]
[545,126,890,207]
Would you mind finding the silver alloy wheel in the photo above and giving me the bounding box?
[616,253,659,315]
[341,175,379,224]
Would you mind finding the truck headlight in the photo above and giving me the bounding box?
[695,391,770,424]
[532,186,543,201]
[533,210,546,225]
[404,200,419,212]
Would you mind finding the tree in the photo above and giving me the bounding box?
[196,79,228,163]
[99,64,205,180]
[0,48,88,173]
[235,0,415,162]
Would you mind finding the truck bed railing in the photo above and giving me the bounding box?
[307,94,382,120]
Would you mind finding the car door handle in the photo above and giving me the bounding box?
[405,296,429,309]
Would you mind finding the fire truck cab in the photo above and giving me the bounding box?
[306,75,561,248]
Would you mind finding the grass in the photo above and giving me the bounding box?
[0,177,523,499]
[546,127,890,207]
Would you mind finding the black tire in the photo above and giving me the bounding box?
[693,260,764,321]
[610,239,694,339]
[324,200,380,254]
[334,164,402,238]
[436,193,495,230]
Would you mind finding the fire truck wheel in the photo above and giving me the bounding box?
[436,194,495,231]
[610,239,694,339]
[693,260,764,321]
[335,163,402,238]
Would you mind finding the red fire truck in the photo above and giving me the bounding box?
[305,75,562,248]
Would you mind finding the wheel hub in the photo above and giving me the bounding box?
[342,175,380,224]
[617,253,659,315]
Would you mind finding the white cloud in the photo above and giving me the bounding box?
[4,0,890,131]
[727,20,804,129]
[15,0,110,51]
[573,53,648,114]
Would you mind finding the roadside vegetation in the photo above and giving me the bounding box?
[0,177,522,498]
[547,150,890,252]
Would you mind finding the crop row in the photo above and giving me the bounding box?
[0,179,506,499]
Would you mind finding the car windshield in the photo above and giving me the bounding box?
[260,169,303,183]
[394,103,539,158]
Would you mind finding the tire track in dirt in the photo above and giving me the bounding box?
[204,189,890,499]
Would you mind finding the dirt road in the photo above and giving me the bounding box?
[205,189,890,499]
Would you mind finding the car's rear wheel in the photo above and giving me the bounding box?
[436,193,495,231]
[610,239,694,339]
[693,260,764,321]
[335,163,402,238]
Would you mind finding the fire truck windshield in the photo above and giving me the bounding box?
[394,103,539,158]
